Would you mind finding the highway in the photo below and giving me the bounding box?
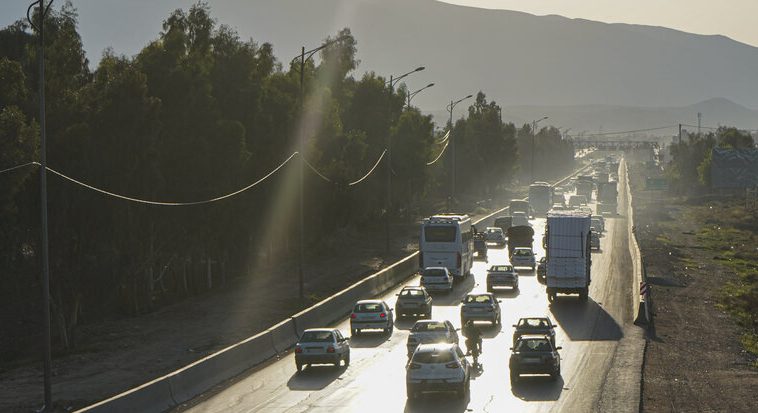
[178,160,639,413]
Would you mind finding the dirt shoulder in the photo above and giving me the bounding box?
[628,162,758,412]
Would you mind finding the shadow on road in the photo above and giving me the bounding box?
[490,287,520,299]
[550,298,623,341]
[480,323,503,339]
[404,391,470,413]
[287,365,346,391]
[349,332,392,348]
[511,375,564,401]
[432,276,475,306]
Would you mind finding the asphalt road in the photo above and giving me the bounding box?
[179,162,637,413]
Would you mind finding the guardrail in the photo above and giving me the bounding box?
[624,160,652,326]
[75,162,592,413]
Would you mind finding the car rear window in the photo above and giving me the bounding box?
[423,268,447,278]
[424,226,457,242]
[400,289,424,297]
[411,322,448,332]
[514,249,532,256]
[412,349,455,364]
[519,318,549,328]
[300,331,334,342]
[354,303,383,313]
[465,295,492,304]
[515,339,551,352]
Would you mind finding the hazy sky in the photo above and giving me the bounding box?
[443,0,758,47]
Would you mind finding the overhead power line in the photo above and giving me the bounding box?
[681,124,758,133]
[576,125,677,138]
[302,156,333,183]
[426,140,450,166]
[348,149,387,186]
[435,129,450,144]
[0,161,38,175]
[46,152,298,206]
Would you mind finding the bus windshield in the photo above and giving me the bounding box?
[424,226,457,242]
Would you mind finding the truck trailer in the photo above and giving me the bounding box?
[545,211,592,302]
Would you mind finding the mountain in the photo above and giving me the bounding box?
[210,0,758,114]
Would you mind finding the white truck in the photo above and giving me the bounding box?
[544,210,592,302]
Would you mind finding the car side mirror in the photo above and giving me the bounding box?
[512,324,517,328]
[552,325,558,328]
[556,346,562,350]
[497,300,502,303]
[509,347,513,351]
[395,293,400,296]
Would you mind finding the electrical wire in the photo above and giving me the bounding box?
[0,161,38,175]
[45,152,298,206]
[577,125,677,138]
[348,149,387,186]
[426,140,450,166]
[435,130,450,144]
[681,124,758,133]
[302,156,333,182]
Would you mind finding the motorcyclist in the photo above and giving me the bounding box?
[462,320,482,357]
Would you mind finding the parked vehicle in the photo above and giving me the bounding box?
[419,214,473,280]
[350,300,394,335]
[529,182,553,215]
[493,215,513,233]
[506,225,534,257]
[484,226,506,246]
[510,247,536,270]
[395,286,433,319]
[512,317,557,346]
[406,320,459,357]
[461,292,502,326]
[420,267,454,293]
[486,264,519,291]
[295,328,350,372]
[509,335,561,382]
[545,211,592,302]
[406,343,471,399]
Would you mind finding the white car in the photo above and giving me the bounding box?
[420,267,453,293]
[510,247,536,270]
[350,300,394,335]
[406,320,459,357]
[406,343,471,399]
[511,211,530,227]
[294,328,350,372]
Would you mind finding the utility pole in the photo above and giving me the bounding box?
[28,1,53,410]
[446,94,473,210]
[386,74,393,253]
[697,112,702,137]
[298,46,305,299]
[678,123,682,145]
[530,116,548,184]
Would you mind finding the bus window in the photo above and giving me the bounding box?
[424,226,457,242]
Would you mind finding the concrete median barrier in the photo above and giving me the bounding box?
[76,376,175,413]
[268,318,298,354]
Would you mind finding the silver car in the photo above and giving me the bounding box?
[510,247,536,270]
[420,267,453,293]
[406,343,471,399]
[460,292,502,326]
[350,300,394,335]
[294,328,350,372]
[406,320,459,357]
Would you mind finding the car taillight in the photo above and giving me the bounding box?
[445,362,460,369]
[295,346,302,354]
[380,313,386,318]
[351,313,356,319]
[408,363,421,369]
[457,253,462,268]
[327,346,335,353]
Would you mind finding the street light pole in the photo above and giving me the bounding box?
[385,67,425,252]
[530,116,548,183]
[406,83,435,108]
[447,94,473,209]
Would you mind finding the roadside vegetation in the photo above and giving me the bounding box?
[0,2,577,362]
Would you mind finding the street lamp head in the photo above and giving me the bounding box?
[465,94,473,99]
[427,83,435,88]
[415,66,425,72]
[542,116,549,121]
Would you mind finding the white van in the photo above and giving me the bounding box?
[419,214,473,280]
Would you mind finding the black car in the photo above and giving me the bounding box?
[509,334,561,382]
[536,257,547,282]
[395,286,433,319]
[512,317,557,346]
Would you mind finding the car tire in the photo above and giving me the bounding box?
[406,384,418,400]
[344,353,350,367]
[296,362,303,373]
[551,365,560,381]
[510,371,519,383]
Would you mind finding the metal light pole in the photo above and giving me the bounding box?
[447,94,473,209]
[385,67,425,252]
[406,83,435,108]
[293,37,345,299]
[530,116,548,183]
[27,1,53,410]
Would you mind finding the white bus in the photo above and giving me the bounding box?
[419,214,474,280]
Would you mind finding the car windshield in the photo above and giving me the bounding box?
[490,265,514,272]
[354,303,383,313]
[300,331,334,343]
[412,350,455,364]
[514,249,532,256]
[411,322,448,332]
[423,269,447,278]
[465,295,492,304]
[519,318,549,328]
[516,339,552,352]
[400,289,424,297]
[424,226,457,242]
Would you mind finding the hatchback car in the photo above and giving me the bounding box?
[420,267,453,293]
[510,247,536,270]
[350,300,394,335]
[460,292,501,326]
[484,227,506,246]
[395,286,433,319]
[406,320,459,357]
[509,334,561,382]
[512,317,557,346]
[294,328,350,372]
[486,264,519,292]
[406,343,470,399]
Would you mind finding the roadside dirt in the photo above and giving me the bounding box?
[0,189,525,412]
[629,163,758,412]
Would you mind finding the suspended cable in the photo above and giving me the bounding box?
[435,129,450,144]
[45,152,298,206]
[426,140,450,166]
[681,124,758,133]
[0,161,38,175]
[577,125,677,138]
[302,156,333,182]
[348,149,387,186]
